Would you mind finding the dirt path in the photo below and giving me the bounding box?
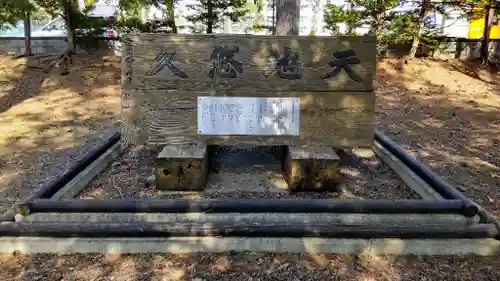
[0,55,121,214]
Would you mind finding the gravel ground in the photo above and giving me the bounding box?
[0,55,120,215]
[1,56,499,279]
[376,58,500,216]
[0,124,119,214]
[78,144,420,200]
[1,252,500,281]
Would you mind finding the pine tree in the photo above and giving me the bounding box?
[0,0,35,56]
[323,0,400,36]
[186,0,250,33]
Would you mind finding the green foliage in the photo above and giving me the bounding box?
[186,0,250,33]
[116,0,180,33]
[323,0,464,55]
[353,0,401,35]
[381,13,416,44]
[115,17,177,33]
[0,0,34,30]
[33,0,61,16]
[115,16,144,33]
[30,0,114,50]
[323,3,362,35]
[118,0,144,17]
[245,0,267,34]
[251,23,274,33]
[382,12,441,46]
[254,0,264,12]
[323,0,400,37]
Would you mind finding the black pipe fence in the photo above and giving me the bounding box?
[375,129,500,233]
[1,129,497,241]
[0,221,497,238]
[0,130,121,222]
[34,131,121,199]
[375,130,471,201]
[25,198,478,216]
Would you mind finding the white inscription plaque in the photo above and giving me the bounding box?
[197,96,300,136]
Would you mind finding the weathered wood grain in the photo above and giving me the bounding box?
[214,35,375,92]
[121,33,376,148]
[155,141,209,191]
[125,34,215,91]
[121,43,139,149]
[129,89,375,109]
[122,34,376,92]
[121,88,146,148]
[121,89,374,147]
[284,146,342,191]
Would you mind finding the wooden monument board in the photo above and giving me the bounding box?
[121,33,376,191]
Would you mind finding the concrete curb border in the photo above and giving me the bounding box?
[373,141,443,200]
[23,212,478,226]
[0,130,121,222]
[1,237,499,255]
[50,141,125,200]
[2,131,497,256]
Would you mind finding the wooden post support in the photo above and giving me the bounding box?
[155,142,209,191]
[284,146,342,191]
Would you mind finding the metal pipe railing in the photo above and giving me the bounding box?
[0,221,497,239]
[375,129,500,234]
[25,198,478,216]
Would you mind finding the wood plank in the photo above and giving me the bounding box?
[25,213,476,226]
[155,142,209,191]
[144,133,374,147]
[121,43,141,149]
[214,35,376,92]
[50,142,125,200]
[124,34,215,91]
[130,89,375,109]
[121,89,145,148]
[283,146,342,191]
[121,90,374,147]
[123,34,376,92]
[373,141,443,201]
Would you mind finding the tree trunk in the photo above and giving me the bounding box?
[61,0,77,53]
[346,2,354,35]
[66,21,76,54]
[275,0,300,36]
[166,0,177,33]
[207,0,214,34]
[23,12,32,56]
[271,0,276,34]
[309,0,320,35]
[480,2,494,63]
[223,14,232,33]
[408,0,429,58]
[368,16,381,36]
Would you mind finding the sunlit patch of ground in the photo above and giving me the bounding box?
[0,55,120,212]
[377,57,500,215]
[0,55,500,279]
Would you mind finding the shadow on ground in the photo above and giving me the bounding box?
[1,252,500,281]
[376,57,500,216]
[0,54,121,213]
[0,53,500,281]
